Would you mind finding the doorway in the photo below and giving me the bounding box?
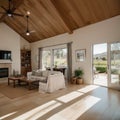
[93,43,108,86]
[93,42,120,90]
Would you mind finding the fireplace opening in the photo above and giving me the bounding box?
[0,68,8,78]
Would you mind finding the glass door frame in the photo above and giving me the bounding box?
[92,42,120,90]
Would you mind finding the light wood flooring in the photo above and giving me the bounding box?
[0,83,120,120]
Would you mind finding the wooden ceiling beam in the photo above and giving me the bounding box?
[0,0,24,23]
[50,0,73,34]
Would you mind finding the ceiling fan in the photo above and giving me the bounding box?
[25,11,35,36]
[0,0,24,17]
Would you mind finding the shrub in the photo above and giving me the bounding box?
[96,67,107,73]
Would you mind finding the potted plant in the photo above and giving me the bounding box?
[74,68,84,84]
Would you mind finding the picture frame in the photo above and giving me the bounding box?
[75,49,86,62]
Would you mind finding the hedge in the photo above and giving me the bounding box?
[96,67,107,73]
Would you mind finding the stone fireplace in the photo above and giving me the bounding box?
[0,63,12,78]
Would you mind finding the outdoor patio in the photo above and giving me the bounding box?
[94,73,120,87]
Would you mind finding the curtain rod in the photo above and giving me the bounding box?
[38,42,73,49]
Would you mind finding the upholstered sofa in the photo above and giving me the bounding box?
[27,70,66,93]
[27,70,49,82]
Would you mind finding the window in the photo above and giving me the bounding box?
[53,48,67,67]
[41,46,67,70]
[42,50,51,70]
[39,44,72,80]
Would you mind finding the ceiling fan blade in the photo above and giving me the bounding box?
[12,12,24,17]
[0,6,7,11]
[11,0,24,12]
[30,30,36,33]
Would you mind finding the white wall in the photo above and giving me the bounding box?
[31,16,120,84]
[0,23,30,74]
[20,37,31,50]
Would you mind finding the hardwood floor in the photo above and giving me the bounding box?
[0,83,120,120]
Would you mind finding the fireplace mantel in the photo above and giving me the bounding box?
[0,60,12,64]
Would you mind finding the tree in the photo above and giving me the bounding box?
[102,57,106,61]
[96,57,99,60]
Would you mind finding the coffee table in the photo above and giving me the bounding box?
[8,77,23,88]
[8,76,39,90]
[18,77,39,90]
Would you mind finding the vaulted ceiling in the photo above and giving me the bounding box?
[0,0,120,43]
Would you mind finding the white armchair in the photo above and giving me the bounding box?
[39,71,66,93]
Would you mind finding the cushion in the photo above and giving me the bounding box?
[42,71,49,77]
[35,71,42,76]
[49,71,61,75]
[32,70,36,75]
[39,76,47,83]
[30,76,47,82]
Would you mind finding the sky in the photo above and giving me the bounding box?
[93,43,107,55]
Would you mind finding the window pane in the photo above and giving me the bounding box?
[53,48,67,67]
[110,43,120,83]
[42,50,51,69]
[93,43,108,86]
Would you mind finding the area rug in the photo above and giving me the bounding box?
[0,83,37,99]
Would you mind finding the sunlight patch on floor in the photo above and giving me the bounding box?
[13,100,62,120]
[78,85,99,93]
[0,111,17,120]
[47,96,101,120]
[57,91,84,103]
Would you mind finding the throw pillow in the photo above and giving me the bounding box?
[35,71,42,76]
[32,70,36,75]
[42,70,49,77]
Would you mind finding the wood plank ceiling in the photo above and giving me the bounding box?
[0,0,120,43]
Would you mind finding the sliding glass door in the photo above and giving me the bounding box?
[93,42,120,90]
[93,43,108,86]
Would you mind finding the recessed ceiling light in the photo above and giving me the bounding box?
[27,11,30,15]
